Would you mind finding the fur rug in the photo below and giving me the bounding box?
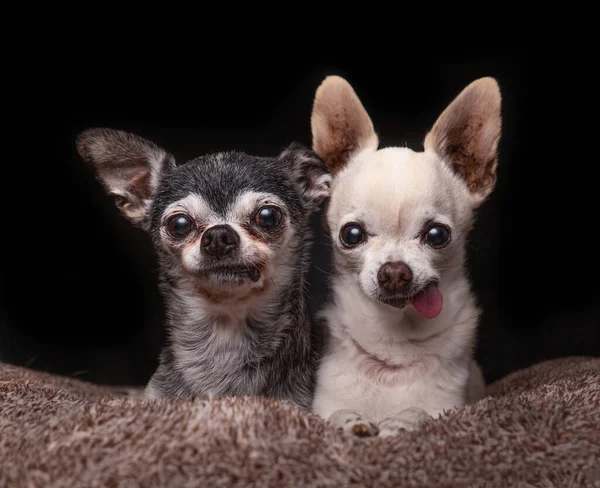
[1,356,599,487]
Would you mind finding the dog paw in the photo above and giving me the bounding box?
[378,407,430,437]
[328,409,379,437]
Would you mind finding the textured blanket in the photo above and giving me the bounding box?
[1,357,599,487]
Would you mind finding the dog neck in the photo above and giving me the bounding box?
[169,261,297,337]
[321,268,479,369]
[160,238,311,370]
[149,226,316,401]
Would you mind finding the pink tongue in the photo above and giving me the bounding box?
[409,285,443,319]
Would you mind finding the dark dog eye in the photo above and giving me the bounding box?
[166,214,193,238]
[425,224,451,248]
[340,223,365,247]
[255,206,282,229]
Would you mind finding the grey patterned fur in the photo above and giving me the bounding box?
[77,128,330,409]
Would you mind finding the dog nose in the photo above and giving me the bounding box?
[201,225,240,259]
[377,261,413,293]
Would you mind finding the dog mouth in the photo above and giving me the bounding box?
[377,281,443,319]
[199,264,263,284]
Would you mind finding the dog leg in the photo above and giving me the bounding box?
[327,409,379,437]
[378,407,430,437]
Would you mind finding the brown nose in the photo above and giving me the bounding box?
[377,261,413,293]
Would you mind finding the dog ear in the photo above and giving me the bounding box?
[76,128,175,227]
[280,143,331,211]
[424,77,502,205]
[311,76,379,175]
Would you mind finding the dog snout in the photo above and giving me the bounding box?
[377,261,413,293]
[201,225,240,259]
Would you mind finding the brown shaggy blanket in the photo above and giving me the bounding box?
[1,357,599,487]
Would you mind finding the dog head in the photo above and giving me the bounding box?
[77,129,330,304]
[311,76,501,319]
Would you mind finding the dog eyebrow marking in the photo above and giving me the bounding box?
[163,194,216,222]
[229,191,286,220]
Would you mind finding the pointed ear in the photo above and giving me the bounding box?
[311,75,378,175]
[76,128,175,226]
[279,143,331,211]
[424,77,502,205]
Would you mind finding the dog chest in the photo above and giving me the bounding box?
[313,352,466,422]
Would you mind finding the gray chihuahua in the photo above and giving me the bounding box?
[77,129,330,409]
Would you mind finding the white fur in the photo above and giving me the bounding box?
[312,78,497,434]
[313,150,483,420]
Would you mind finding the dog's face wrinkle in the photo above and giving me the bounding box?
[240,220,287,244]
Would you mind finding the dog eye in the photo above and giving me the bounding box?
[166,214,193,239]
[255,206,282,229]
[425,224,451,248]
[340,223,365,247]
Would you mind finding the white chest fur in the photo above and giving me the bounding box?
[313,339,472,422]
[312,277,482,423]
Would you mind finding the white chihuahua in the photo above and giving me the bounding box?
[311,76,501,437]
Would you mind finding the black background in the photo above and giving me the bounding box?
[1,43,598,386]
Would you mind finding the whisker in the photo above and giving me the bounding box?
[314,265,332,276]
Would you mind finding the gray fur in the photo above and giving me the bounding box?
[77,129,330,410]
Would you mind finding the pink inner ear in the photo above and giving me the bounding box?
[311,76,378,176]
[442,118,498,195]
[127,170,152,200]
[425,78,501,200]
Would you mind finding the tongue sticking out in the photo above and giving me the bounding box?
[409,284,443,318]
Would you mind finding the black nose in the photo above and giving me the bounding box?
[201,225,240,259]
[377,261,413,293]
